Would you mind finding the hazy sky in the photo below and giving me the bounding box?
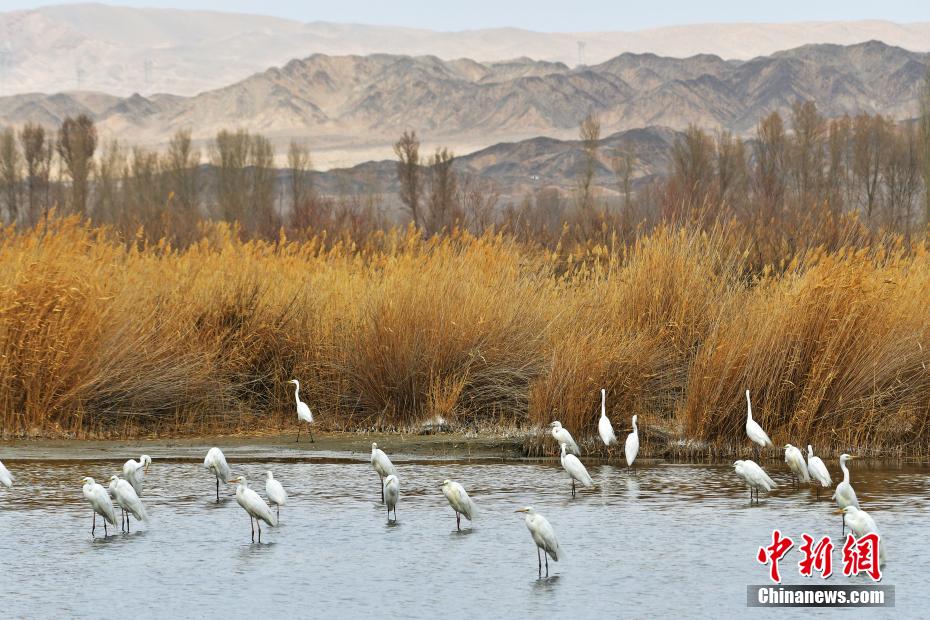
[5,1,929,31]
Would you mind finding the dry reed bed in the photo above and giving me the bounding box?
[0,218,927,456]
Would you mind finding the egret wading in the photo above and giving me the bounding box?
[229,475,277,542]
[203,447,231,502]
[0,459,14,488]
[371,443,396,503]
[560,442,593,497]
[516,507,561,576]
[383,474,399,521]
[733,459,777,503]
[783,444,809,488]
[597,389,617,450]
[289,379,314,443]
[745,390,773,459]
[441,479,476,531]
[833,454,860,536]
[806,445,832,498]
[549,421,580,455]
[840,506,886,566]
[81,476,117,537]
[122,455,151,496]
[265,471,288,520]
[625,415,640,473]
[108,475,148,533]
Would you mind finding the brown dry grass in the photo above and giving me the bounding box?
[0,217,927,456]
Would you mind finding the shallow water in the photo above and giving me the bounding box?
[0,449,926,619]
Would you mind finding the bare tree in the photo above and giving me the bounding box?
[426,147,458,234]
[164,128,200,217]
[210,129,251,223]
[577,112,601,211]
[19,123,49,225]
[287,140,313,227]
[249,134,277,237]
[0,127,21,223]
[57,114,97,216]
[394,130,422,228]
[919,68,930,225]
[851,114,888,222]
[460,174,499,235]
[790,100,826,204]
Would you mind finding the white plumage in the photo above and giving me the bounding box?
[441,479,476,530]
[204,447,231,501]
[108,475,148,530]
[82,476,117,536]
[265,471,288,519]
[230,475,277,541]
[371,442,396,503]
[841,506,887,566]
[383,474,399,520]
[833,453,860,536]
[806,444,832,488]
[516,507,561,574]
[625,414,640,468]
[783,444,809,484]
[734,459,777,502]
[0,459,14,488]
[560,442,593,496]
[549,421,580,455]
[745,390,773,449]
[122,454,151,496]
[289,379,314,442]
[597,389,617,447]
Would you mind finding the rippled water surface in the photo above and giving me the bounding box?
[0,448,927,619]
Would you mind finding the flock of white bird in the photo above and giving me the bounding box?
[0,385,884,572]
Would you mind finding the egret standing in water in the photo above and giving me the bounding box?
[383,474,399,521]
[549,421,580,455]
[733,460,777,503]
[833,454,860,536]
[597,389,617,449]
[288,379,314,443]
[204,447,231,502]
[441,479,477,531]
[0,459,14,488]
[81,477,117,537]
[108,475,148,532]
[745,390,773,458]
[265,471,287,520]
[229,475,277,542]
[625,415,640,473]
[122,455,151,496]
[371,443,396,503]
[806,445,832,498]
[560,442,593,497]
[840,506,886,566]
[783,444,809,488]
[516,507,561,576]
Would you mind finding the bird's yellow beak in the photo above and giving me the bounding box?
[515,508,527,513]
[834,509,845,515]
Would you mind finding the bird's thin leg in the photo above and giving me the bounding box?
[126,511,131,533]
[216,477,220,502]
[103,519,108,538]
[545,553,549,576]
[380,476,384,503]
[841,515,845,538]
[258,521,262,543]
[816,488,820,500]
[537,547,542,573]
[92,512,96,536]
[571,479,575,498]
[296,425,301,443]
[250,517,255,542]
[309,429,315,443]
[456,512,461,531]
[277,505,280,520]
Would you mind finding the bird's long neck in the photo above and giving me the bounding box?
[600,390,606,417]
[293,382,301,403]
[841,460,850,484]
[632,417,638,433]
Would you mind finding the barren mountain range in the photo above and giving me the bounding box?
[3,4,930,97]
[0,39,926,167]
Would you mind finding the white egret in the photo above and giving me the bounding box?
[783,444,809,488]
[840,506,886,566]
[441,479,477,531]
[549,421,580,455]
[204,447,231,502]
[515,507,561,575]
[81,476,117,537]
[0,459,14,488]
[288,379,314,443]
[806,444,832,498]
[560,442,594,497]
[108,475,148,533]
[122,454,151,496]
[371,443,396,503]
[733,459,777,503]
[383,474,399,521]
[265,471,288,520]
[229,475,277,542]
[745,391,773,456]
[625,414,640,471]
[597,389,617,448]
[833,454,860,536]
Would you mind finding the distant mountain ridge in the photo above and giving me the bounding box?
[0,40,925,167]
[3,4,930,96]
